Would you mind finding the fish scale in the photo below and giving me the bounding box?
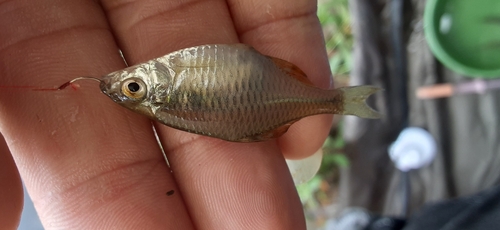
[98,44,381,142]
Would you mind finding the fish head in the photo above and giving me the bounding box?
[99,64,156,118]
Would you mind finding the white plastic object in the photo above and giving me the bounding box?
[389,127,437,172]
[286,148,323,184]
[325,208,371,230]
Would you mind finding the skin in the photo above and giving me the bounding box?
[0,0,332,229]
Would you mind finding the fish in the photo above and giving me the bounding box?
[89,44,381,142]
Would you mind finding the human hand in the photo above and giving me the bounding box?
[0,0,332,229]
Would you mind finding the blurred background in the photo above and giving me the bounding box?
[300,0,500,229]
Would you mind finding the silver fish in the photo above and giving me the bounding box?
[87,44,380,142]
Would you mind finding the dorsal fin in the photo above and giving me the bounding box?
[268,56,315,86]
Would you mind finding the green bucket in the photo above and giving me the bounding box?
[424,0,500,78]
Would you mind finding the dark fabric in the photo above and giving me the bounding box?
[356,185,500,230]
[365,216,406,230]
[339,0,401,213]
[403,184,500,230]
[341,0,500,217]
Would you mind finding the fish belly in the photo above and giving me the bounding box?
[153,44,334,142]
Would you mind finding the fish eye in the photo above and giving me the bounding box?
[127,82,140,92]
[121,78,147,100]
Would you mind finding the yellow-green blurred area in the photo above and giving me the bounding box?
[296,0,353,228]
[318,0,352,85]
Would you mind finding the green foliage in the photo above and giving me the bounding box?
[317,0,353,77]
[320,122,349,171]
[297,176,323,209]
[297,1,353,227]
[298,121,349,205]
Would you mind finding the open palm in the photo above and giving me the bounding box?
[0,0,332,229]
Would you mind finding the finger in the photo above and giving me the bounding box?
[0,0,192,229]
[227,0,333,159]
[100,0,305,229]
[101,0,238,63]
[0,134,23,230]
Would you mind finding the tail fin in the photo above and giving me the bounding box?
[338,85,382,119]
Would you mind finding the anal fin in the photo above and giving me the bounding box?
[239,119,300,142]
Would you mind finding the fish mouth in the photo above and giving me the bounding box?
[99,80,127,103]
